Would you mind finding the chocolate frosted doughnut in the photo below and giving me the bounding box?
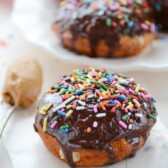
[148,0,168,31]
[53,0,155,58]
[34,68,157,167]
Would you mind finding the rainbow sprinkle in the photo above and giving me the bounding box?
[119,120,127,129]
[40,103,53,115]
[50,121,58,129]
[43,118,48,132]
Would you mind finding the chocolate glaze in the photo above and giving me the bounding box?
[33,123,38,133]
[35,69,157,167]
[148,0,168,31]
[54,0,154,57]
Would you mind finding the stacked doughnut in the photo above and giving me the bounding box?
[53,0,155,58]
[34,68,157,167]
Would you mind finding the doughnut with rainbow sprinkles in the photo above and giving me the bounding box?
[34,67,157,167]
[53,0,155,58]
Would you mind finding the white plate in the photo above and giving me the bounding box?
[11,0,168,72]
[1,63,168,168]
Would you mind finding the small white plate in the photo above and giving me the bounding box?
[11,0,168,72]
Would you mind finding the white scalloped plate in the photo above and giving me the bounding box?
[11,0,168,72]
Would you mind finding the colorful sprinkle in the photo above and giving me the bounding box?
[111,106,116,113]
[109,100,116,105]
[87,94,94,99]
[133,99,141,106]
[143,102,147,108]
[128,124,133,129]
[148,114,156,121]
[43,118,48,132]
[51,116,58,123]
[86,127,92,133]
[60,124,69,130]
[74,90,83,95]
[93,121,98,128]
[76,106,86,110]
[106,18,112,27]
[152,97,157,103]
[116,95,127,101]
[93,105,98,113]
[91,80,108,90]
[50,121,58,128]
[40,103,53,115]
[78,100,86,106]
[129,119,133,124]
[0,38,8,47]
[73,102,77,109]
[61,129,69,133]
[86,79,91,85]
[63,96,76,105]
[128,21,134,28]
[66,110,73,117]
[141,23,148,30]
[122,114,129,120]
[135,113,143,118]
[135,86,140,92]
[119,120,127,129]
[57,110,66,117]
[53,104,65,112]
[66,104,72,109]
[96,113,106,118]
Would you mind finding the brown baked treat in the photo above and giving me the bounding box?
[148,0,168,31]
[34,68,157,167]
[53,0,155,58]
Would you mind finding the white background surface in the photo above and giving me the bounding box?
[0,2,168,168]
